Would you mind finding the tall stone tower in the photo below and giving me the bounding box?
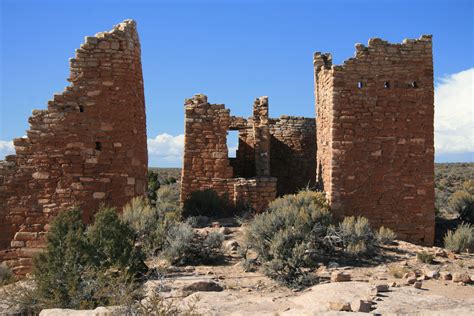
[314,36,435,245]
[0,20,148,274]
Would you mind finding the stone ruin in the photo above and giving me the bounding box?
[181,36,435,245]
[180,95,316,212]
[0,20,148,275]
[314,35,435,245]
[0,18,436,277]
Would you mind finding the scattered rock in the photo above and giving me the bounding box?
[328,262,339,269]
[375,284,390,292]
[405,276,417,285]
[224,240,240,252]
[331,271,351,282]
[440,271,452,280]
[351,299,372,313]
[167,265,181,273]
[182,281,224,293]
[328,301,351,311]
[184,266,195,272]
[219,226,231,234]
[435,249,448,258]
[414,281,422,289]
[424,269,440,279]
[452,273,471,283]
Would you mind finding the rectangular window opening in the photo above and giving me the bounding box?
[227,130,239,158]
[95,142,102,151]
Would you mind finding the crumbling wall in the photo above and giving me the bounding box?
[314,36,435,245]
[0,20,148,274]
[180,95,277,212]
[269,116,316,195]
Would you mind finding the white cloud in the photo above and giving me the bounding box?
[147,133,184,165]
[435,68,474,154]
[0,140,15,159]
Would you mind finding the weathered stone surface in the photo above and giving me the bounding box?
[331,271,352,282]
[314,35,435,246]
[0,20,147,275]
[351,299,372,313]
[328,301,351,311]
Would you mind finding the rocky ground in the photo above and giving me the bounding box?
[6,221,474,315]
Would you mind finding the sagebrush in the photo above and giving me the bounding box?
[244,190,386,288]
[444,222,474,253]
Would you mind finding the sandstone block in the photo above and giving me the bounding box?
[350,299,372,313]
[331,271,351,282]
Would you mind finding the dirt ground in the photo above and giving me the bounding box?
[5,222,474,315]
[147,224,474,315]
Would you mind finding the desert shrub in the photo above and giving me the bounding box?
[33,207,146,309]
[157,182,180,205]
[417,251,434,264]
[448,190,474,223]
[388,265,409,279]
[87,206,147,276]
[122,190,182,257]
[162,221,224,265]
[183,189,229,218]
[147,171,161,203]
[0,264,13,286]
[376,226,397,245]
[328,216,378,256]
[462,180,474,195]
[444,222,474,253]
[244,190,332,287]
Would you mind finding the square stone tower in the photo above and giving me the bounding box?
[314,36,435,245]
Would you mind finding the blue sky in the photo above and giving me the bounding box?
[1,0,473,166]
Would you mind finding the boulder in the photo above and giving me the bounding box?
[375,284,390,292]
[452,273,471,283]
[224,240,240,252]
[330,271,351,282]
[440,271,452,280]
[328,301,351,311]
[351,299,372,313]
[424,269,440,279]
[414,281,422,289]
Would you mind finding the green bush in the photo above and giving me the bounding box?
[147,171,161,203]
[444,223,474,253]
[0,264,13,286]
[122,189,182,257]
[376,226,397,245]
[334,216,377,256]
[87,206,147,275]
[183,189,229,218]
[417,251,434,264]
[162,221,225,266]
[244,190,332,288]
[244,190,386,288]
[32,207,146,309]
[448,190,474,223]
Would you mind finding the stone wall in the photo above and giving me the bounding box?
[314,36,435,245]
[269,116,316,196]
[180,94,316,212]
[0,20,148,274]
